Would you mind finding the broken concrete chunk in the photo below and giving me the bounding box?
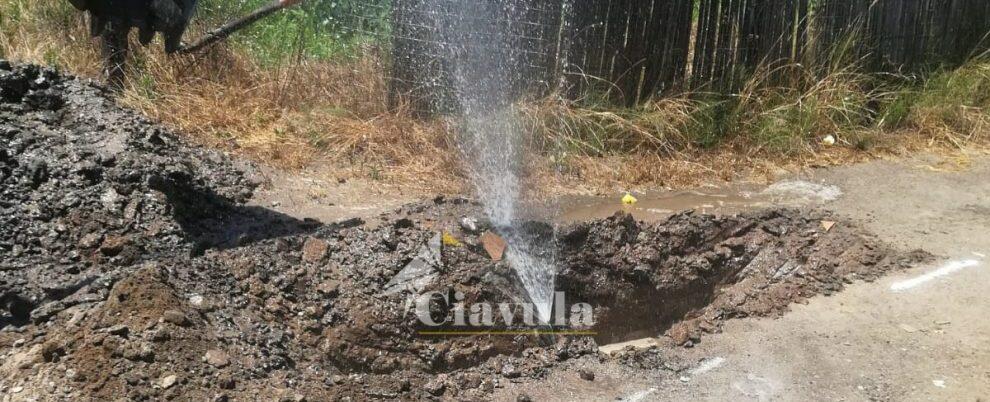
[597,338,659,355]
[421,232,442,267]
[381,233,442,296]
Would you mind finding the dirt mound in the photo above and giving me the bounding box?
[0,62,927,401]
[0,61,320,327]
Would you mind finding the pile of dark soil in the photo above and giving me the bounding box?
[0,62,926,401]
[0,61,311,327]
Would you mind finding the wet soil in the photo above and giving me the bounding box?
[0,62,928,401]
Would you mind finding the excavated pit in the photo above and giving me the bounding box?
[0,61,928,400]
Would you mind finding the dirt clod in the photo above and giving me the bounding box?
[205,349,230,367]
[301,237,329,263]
[162,310,190,327]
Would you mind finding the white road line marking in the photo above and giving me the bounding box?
[619,387,658,402]
[890,260,981,292]
[690,357,726,375]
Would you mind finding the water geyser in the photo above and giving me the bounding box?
[426,0,557,322]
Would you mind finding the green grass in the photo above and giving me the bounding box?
[873,59,990,140]
[195,0,390,65]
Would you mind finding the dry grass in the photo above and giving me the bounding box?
[516,58,990,193]
[121,48,464,190]
[902,61,990,148]
[0,0,102,75]
[1,0,463,190]
[3,0,989,196]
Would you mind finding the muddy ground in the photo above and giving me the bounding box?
[0,62,927,401]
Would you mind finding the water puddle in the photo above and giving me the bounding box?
[553,180,841,223]
[555,186,768,223]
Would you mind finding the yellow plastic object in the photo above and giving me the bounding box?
[442,232,463,247]
[622,193,638,205]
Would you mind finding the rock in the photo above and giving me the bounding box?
[301,237,329,263]
[99,236,129,257]
[501,363,520,378]
[100,187,120,211]
[516,394,533,402]
[458,373,483,389]
[123,342,155,362]
[204,349,230,368]
[217,374,236,390]
[146,327,171,342]
[123,199,141,220]
[41,341,65,362]
[78,233,103,249]
[188,294,211,311]
[578,369,595,381]
[480,231,507,262]
[667,324,692,346]
[424,378,446,396]
[107,324,130,337]
[27,160,48,186]
[317,280,340,296]
[162,310,190,326]
[160,374,178,389]
[459,216,482,234]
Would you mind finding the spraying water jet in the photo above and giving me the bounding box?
[424,0,559,323]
